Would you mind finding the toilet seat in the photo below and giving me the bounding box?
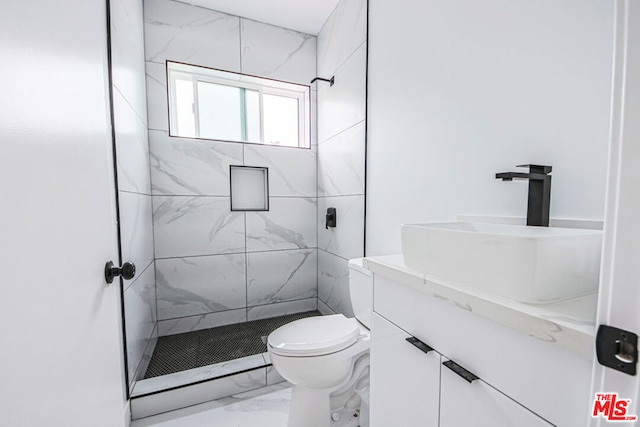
[268,314,360,357]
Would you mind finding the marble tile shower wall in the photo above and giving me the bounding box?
[316,0,368,317]
[143,0,318,336]
[111,0,157,388]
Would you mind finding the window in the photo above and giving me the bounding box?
[167,61,310,148]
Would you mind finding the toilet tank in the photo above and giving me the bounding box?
[348,258,373,329]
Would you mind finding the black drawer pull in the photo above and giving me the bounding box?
[443,360,479,383]
[406,336,434,354]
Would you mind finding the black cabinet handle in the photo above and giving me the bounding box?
[443,360,479,383]
[406,336,434,354]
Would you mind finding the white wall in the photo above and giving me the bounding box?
[366,0,614,255]
[0,0,126,425]
[316,0,367,316]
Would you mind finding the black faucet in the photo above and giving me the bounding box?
[496,164,552,227]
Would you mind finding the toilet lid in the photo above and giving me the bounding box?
[268,314,360,357]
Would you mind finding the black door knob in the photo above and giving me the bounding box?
[104,261,136,284]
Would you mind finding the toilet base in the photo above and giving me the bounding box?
[286,353,370,427]
[288,386,331,427]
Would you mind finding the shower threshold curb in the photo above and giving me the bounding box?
[131,353,270,398]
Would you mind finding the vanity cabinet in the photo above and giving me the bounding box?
[370,313,440,426]
[370,274,594,427]
[439,357,551,426]
[370,313,552,427]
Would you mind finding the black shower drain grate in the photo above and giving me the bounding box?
[143,310,321,379]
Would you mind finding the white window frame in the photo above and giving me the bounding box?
[167,61,310,148]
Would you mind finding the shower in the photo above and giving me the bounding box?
[109,0,367,415]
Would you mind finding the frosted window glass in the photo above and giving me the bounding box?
[263,94,299,147]
[197,81,242,141]
[230,166,269,211]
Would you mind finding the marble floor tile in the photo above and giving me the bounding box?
[131,383,291,427]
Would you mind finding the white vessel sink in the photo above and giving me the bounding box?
[401,222,602,304]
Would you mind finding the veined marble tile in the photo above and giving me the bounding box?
[216,380,291,403]
[318,250,354,317]
[243,144,316,198]
[119,192,155,278]
[240,18,316,85]
[262,353,291,386]
[262,353,289,387]
[144,0,241,71]
[266,365,285,386]
[125,263,157,386]
[156,254,246,320]
[247,298,317,321]
[317,0,367,77]
[131,324,158,385]
[150,130,243,196]
[132,354,267,397]
[131,368,266,419]
[158,308,247,336]
[131,383,291,427]
[153,196,245,258]
[318,121,365,197]
[318,299,337,315]
[245,197,317,252]
[317,195,364,260]
[317,43,367,143]
[114,89,151,194]
[145,60,168,132]
[247,249,317,306]
[111,0,148,123]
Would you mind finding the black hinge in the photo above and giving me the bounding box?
[596,325,638,376]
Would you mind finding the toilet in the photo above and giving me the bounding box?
[267,258,373,427]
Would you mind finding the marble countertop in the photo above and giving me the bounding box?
[363,255,598,361]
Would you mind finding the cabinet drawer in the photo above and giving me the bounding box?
[370,313,440,427]
[373,274,593,427]
[440,357,552,427]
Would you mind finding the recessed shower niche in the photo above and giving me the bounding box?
[230,165,269,211]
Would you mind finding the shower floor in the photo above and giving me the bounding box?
[144,310,322,379]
